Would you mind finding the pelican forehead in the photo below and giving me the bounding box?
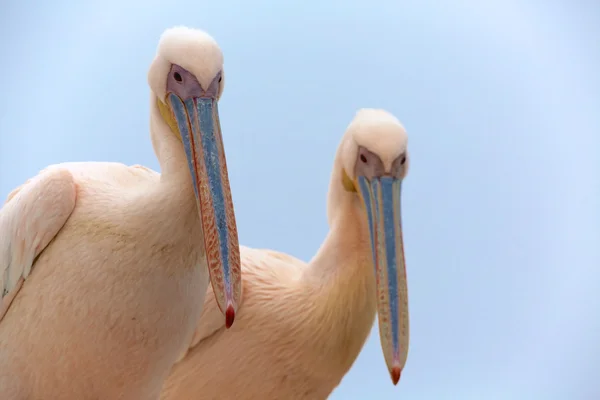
[348,109,408,171]
[149,26,224,101]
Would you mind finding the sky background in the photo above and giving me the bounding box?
[1,0,599,399]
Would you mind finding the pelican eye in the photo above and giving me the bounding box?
[174,72,183,82]
[360,154,368,163]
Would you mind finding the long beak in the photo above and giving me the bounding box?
[168,93,242,329]
[357,175,409,385]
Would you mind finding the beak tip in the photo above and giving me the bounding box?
[225,302,236,329]
[390,367,401,385]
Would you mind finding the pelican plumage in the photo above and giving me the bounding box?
[0,26,242,399]
[160,109,410,400]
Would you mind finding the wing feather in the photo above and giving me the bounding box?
[183,246,305,354]
[0,168,77,322]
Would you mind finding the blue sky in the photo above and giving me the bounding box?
[1,0,599,398]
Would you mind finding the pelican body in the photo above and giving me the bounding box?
[0,27,241,400]
[160,109,410,400]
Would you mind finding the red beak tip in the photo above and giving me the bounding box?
[225,304,236,329]
[391,367,401,385]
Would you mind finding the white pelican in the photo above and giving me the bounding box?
[160,109,410,400]
[0,26,242,399]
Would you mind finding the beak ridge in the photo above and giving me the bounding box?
[357,175,409,384]
[169,93,242,328]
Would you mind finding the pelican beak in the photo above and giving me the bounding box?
[357,175,409,385]
[167,93,241,329]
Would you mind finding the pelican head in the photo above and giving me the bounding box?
[340,109,410,385]
[147,27,240,328]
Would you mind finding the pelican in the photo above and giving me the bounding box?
[160,109,410,400]
[0,26,242,399]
